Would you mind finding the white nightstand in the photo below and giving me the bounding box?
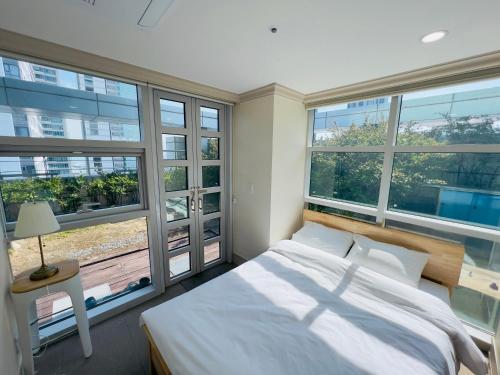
[11,259,93,375]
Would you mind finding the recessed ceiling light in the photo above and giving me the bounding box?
[421,30,448,44]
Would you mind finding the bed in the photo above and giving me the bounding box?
[140,209,488,375]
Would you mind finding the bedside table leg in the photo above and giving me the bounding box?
[67,275,93,358]
[13,296,35,375]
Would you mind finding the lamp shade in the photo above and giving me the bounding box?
[14,201,60,238]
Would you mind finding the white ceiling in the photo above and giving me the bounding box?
[1,0,500,94]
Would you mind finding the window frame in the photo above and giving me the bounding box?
[0,52,165,326]
[304,92,500,244]
[0,54,147,230]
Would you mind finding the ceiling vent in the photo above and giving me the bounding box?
[138,0,174,28]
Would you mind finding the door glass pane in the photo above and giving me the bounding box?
[204,242,220,264]
[313,97,391,146]
[201,137,219,160]
[168,225,190,251]
[309,152,384,206]
[166,197,189,222]
[202,166,220,188]
[200,107,219,131]
[160,99,185,128]
[204,218,220,240]
[169,252,190,277]
[203,192,220,215]
[164,166,188,192]
[162,134,187,160]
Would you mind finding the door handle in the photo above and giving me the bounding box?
[198,196,203,211]
[189,187,196,212]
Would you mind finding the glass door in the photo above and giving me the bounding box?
[154,91,227,285]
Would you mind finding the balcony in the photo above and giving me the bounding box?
[8,217,151,327]
[36,248,151,327]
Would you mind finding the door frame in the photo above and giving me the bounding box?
[152,89,232,286]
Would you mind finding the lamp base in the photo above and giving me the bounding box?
[29,264,59,281]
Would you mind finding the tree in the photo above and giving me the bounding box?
[310,114,500,217]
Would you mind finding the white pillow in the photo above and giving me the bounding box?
[346,234,430,287]
[291,221,353,258]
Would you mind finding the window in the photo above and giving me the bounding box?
[397,79,500,146]
[0,56,140,142]
[0,156,140,223]
[305,78,500,333]
[8,217,151,327]
[0,54,156,330]
[389,153,500,229]
[313,97,391,146]
[310,152,383,206]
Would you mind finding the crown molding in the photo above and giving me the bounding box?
[239,83,304,103]
[304,50,500,108]
[0,28,240,104]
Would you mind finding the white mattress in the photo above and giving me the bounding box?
[141,240,487,375]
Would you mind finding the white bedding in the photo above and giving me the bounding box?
[419,278,451,305]
[140,240,487,375]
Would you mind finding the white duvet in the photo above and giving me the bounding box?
[141,240,488,375]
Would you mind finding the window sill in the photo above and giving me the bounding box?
[463,321,493,352]
[38,285,159,344]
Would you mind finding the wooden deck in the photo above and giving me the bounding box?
[36,249,151,325]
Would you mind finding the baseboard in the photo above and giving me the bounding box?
[232,253,247,266]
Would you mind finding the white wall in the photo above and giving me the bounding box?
[0,230,19,375]
[233,95,274,260]
[232,92,307,260]
[269,95,307,244]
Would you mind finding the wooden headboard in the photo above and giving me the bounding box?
[303,209,464,289]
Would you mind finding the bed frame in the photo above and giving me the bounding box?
[144,325,172,375]
[144,209,465,375]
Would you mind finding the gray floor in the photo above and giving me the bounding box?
[34,263,235,375]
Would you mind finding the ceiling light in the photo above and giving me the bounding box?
[421,30,448,44]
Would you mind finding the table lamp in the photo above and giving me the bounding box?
[14,201,61,281]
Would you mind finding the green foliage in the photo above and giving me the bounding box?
[0,172,139,222]
[310,114,500,215]
[164,167,187,192]
[202,138,219,159]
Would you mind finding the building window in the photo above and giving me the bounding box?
[32,65,58,84]
[2,57,20,79]
[40,116,65,138]
[305,78,500,333]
